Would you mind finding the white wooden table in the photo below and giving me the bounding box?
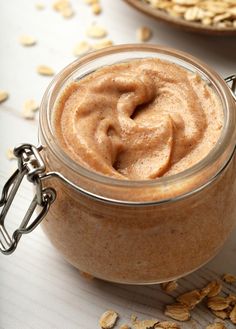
[0,1,236,328]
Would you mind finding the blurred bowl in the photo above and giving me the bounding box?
[124,0,236,36]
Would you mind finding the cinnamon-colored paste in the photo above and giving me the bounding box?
[42,59,236,283]
[53,58,223,180]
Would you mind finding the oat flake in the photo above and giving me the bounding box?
[164,303,190,321]
[92,39,113,50]
[161,281,178,293]
[86,24,107,38]
[222,273,236,284]
[137,26,152,42]
[0,90,9,103]
[37,65,54,76]
[99,310,119,329]
[22,99,39,120]
[6,149,16,160]
[19,35,37,46]
[73,41,91,56]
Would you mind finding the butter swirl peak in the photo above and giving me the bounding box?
[53,59,223,180]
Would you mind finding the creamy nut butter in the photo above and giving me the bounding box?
[53,59,223,180]
[39,46,236,283]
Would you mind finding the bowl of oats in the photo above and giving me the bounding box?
[124,0,236,35]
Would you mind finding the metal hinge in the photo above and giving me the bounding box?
[0,144,56,255]
[225,75,236,102]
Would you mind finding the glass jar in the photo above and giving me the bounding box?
[1,45,236,284]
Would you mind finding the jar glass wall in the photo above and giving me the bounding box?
[39,45,236,284]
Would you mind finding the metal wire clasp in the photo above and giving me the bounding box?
[0,144,56,255]
[225,75,236,101]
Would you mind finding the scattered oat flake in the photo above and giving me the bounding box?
[131,314,137,324]
[92,3,102,14]
[223,273,236,283]
[22,110,34,120]
[62,7,74,18]
[0,90,9,103]
[73,41,91,56]
[230,304,236,324]
[227,294,236,305]
[119,325,130,329]
[92,39,113,50]
[164,303,190,321]
[37,65,54,76]
[212,309,229,320]
[133,319,159,329]
[53,0,74,18]
[19,35,37,46]
[6,148,16,160]
[207,296,230,311]
[35,2,45,10]
[137,26,152,42]
[84,0,98,4]
[53,0,69,11]
[201,280,222,298]
[205,323,227,329]
[158,321,181,328]
[22,99,39,120]
[161,281,178,293]
[86,24,107,38]
[24,99,39,112]
[177,289,202,309]
[99,310,119,329]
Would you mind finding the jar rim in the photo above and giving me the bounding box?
[39,44,236,201]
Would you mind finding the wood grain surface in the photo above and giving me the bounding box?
[0,1,236,328]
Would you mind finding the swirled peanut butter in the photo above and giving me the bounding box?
[53,58,223,179]
[42,57,236,284]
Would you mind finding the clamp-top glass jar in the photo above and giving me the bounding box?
[1,45,236,284]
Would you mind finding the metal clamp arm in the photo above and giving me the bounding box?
[225,75,236,101]
[0,144,56,255]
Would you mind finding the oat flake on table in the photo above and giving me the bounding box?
[92,2,102,14]
[222,273,236,283]
[22,99,39,120]
[161,280,178,293]
[6,148,16,160]
[19,35,37,46]
[37,65,54,76]
[92,39,113,49]
[164,303,191,321]
[86,24,108,38]
[73,41,92,56]
[0,90,9,103]
[136,26,152,42]
[35,2,45,10]
[99,310,119,329]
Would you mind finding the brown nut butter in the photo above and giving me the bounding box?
[53,58,223,180]
[39,46,236,284]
